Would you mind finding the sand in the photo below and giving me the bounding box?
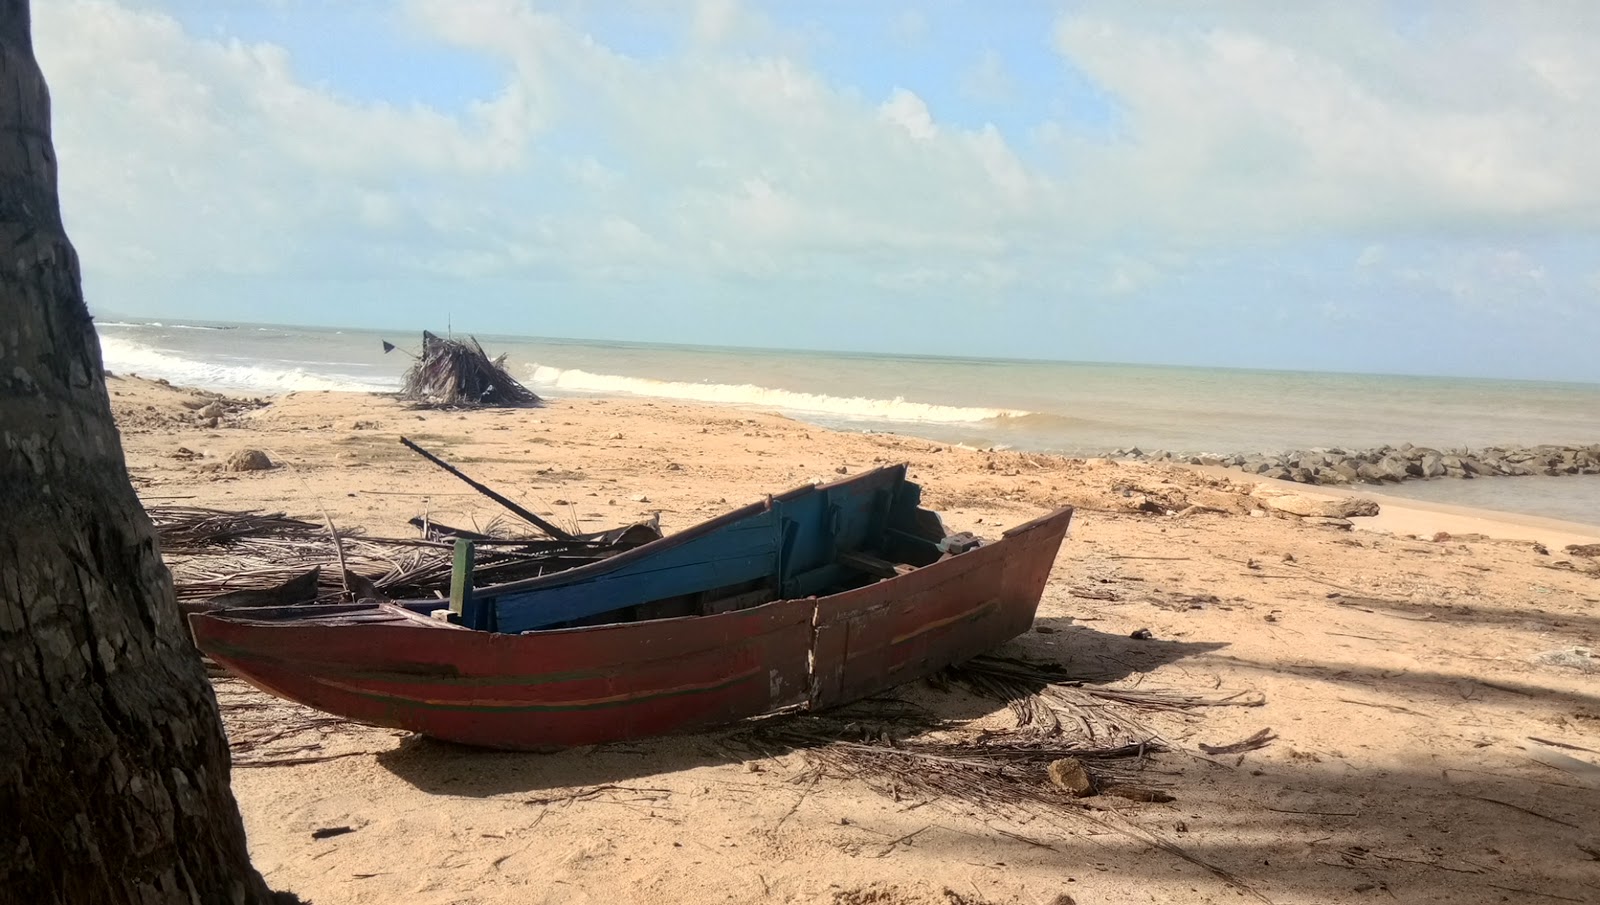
[108,376,1600,905]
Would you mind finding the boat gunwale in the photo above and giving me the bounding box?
[451,463,913,600]
[191,504,1074,636]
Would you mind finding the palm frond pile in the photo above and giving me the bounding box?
[392,331,540,407]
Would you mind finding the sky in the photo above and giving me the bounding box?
[31,0,1600,381]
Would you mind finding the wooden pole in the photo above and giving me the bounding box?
[399,436,573,540]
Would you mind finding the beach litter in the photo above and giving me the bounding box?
[386,330,540,408]
[1531,647,1599,673]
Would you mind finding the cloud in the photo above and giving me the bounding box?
[1050,2,1600,238]
[879,88,938,141]
[29,0,1600,375]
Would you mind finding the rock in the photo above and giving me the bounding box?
[1331,462,1361,482]
[225,449,273,472]
[1047,758,1095,797]
[1262,466,1293,481]
[834,465,848,474]
[1377,457,1411,481]
[1302,516,1354,529]
[1290,467,1316,484]
[629,493,650,503]
[1420,453,1445,478]
[1252,489,1379,519]
[1355,462,1388,484]
[1341,498,1380,517]
[1565,544,1600,558]
[1129,628,1154,640]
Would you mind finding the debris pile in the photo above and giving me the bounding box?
[151,439,658,611]
[745,654,1266,819]
[151,505,657,611]
[390,331,540,407]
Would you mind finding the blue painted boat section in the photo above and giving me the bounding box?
[483,514,779,633]
[469,465,923,634]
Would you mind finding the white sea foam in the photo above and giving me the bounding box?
[526,364,1030,424]
[98,335,396,394]
[99,320,225,330]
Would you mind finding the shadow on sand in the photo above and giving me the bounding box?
[368,616,1600,903]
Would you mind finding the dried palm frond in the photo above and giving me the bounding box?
[394,331,539,408]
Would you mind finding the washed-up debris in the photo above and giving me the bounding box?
[738,653,1268,900]
[150,506,321,554]
[400,436,571,540]
[1199,728,1277,755]
[153,509,658,610]
[226,448,274,472]
[1047,757,1095,796]
[388,331,540,408]
[150,438,671,610]
[1532,647,1599,674]
[744,654,1260,817]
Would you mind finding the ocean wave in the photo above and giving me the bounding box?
[98,335,397,394]
[526,364,1030,424]
[98,320,229,330]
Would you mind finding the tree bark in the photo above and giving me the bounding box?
[0,4,294,903]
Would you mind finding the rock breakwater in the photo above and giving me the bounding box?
[1109,443,1600,487]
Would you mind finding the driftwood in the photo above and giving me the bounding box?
[399,437,571,540]
[196,568,322,610]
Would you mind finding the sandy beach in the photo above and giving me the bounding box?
[110,376,1600,905]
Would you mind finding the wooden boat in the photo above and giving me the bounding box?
[189,465,1073,750]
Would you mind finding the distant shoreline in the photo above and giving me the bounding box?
[106,373,1600,531]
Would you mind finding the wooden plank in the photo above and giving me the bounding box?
[837,550,916,580]
[492,553,775,632]
[449,539,475,620]
[484,516,781,633]
[400,436,573,540]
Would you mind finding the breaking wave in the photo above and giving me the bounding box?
[526,364,1030,424]
[98,335,396,394]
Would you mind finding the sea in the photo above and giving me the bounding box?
[95,319,1600,528]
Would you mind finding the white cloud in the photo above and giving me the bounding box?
[30,0,1600,335]
[878,88,938,141]
[1050,3,1600,237]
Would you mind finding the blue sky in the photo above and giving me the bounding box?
[33,1,1600,381]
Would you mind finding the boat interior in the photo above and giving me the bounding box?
[207,465,983,634]
[462,464,978,633]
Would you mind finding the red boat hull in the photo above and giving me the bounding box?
[191,507,1072,750]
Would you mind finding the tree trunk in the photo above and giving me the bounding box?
[0,4,295,903]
